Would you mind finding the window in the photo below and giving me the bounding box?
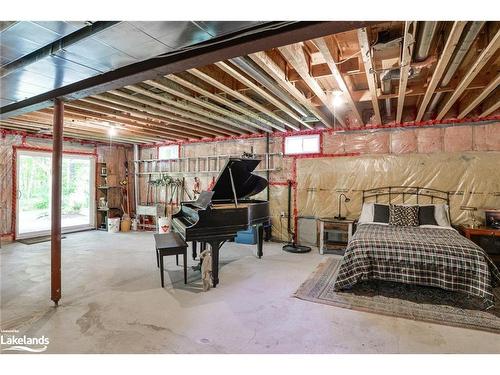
[158,145,179,159]
[284,134,320,155]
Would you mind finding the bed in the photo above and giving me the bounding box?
[334,186,500,309]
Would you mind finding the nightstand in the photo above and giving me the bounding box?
[459,226,500,265]
[318,218,354,255]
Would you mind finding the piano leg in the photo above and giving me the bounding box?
[257,224,264,259]
[208,240,221,287]
[192,241,197,260]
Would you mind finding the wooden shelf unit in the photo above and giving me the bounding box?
[96,162,122,230]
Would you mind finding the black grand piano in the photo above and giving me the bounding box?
[171,158,270,287]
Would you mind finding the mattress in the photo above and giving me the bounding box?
[334,224,500,309]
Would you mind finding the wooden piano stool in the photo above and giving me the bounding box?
[154,232,188,287]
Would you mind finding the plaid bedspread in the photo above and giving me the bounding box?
[334,224,500,309]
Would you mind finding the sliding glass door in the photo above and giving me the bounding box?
[16,150,95,239]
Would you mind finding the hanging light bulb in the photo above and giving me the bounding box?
[108,126,117,137]
[330,90,344,108]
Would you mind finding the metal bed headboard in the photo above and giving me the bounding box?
[362,186,450,206]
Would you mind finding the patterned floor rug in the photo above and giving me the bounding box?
[294,258,500,334]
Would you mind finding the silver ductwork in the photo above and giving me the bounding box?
[230,56,310,118]
[0,21,120,79]
[427,21,485,114]
[414,22,438,62]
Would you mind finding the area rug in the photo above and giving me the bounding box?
[294,258,500,334]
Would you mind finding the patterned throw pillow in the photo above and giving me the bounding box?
[388,205,419,226]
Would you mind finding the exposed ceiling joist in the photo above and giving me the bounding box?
[62,105,192,140]
[108,89,248,136]
[312,36,364,126]
[458,73,500,119]
[92,93,234,137]
[249,51,332,128]
[167,73,280,130]
[436,28,500,120]
[127,84,258,133]
[278,44,345,128]
[71,99,214,139]
[479,90,500,117]
[188,68,286,132]
[415,21,468,122]
[396,21,417,123]
[214,61,302,130]
[79,97,219,138]
[357,27,382,125]
[144,78,282,132]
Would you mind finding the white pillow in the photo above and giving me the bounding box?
[359,202,374,224]
[433,204,451,227]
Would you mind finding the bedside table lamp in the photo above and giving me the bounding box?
[460,206,478,228]
[334,194,350,220]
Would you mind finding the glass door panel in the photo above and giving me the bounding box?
[17,151,52,236]
[61,156,93,228]
[16,150,95,239]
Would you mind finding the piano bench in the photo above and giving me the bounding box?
[154,232,188,287]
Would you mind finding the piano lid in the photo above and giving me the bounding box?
[211,158,268,200]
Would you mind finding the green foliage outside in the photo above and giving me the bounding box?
[19,154,91,217]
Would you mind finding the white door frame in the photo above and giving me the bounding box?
[15,149,96,239]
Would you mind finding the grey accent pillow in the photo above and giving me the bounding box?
[418,205,438,226]
[389,205,419,226]
[373,204,390,223]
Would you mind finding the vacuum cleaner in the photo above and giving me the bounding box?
[282,180,311,253]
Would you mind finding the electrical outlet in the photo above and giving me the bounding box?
[280,211,286,218]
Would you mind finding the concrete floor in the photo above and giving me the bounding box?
[1,231,499,354]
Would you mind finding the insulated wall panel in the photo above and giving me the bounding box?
[296,152,500,225]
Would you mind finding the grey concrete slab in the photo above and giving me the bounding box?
[1,231,499,353]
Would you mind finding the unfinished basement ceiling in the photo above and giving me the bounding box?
[1,21,499,144]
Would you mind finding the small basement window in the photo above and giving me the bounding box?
[158,145,179,159]
[284,134,320,155]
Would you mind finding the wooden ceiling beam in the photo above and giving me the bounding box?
[416,21,467,122]
[4,116,152,143]
[168,72,300,132]
[108,89,247,136]
[396,21,417,124]
[79,97,218,139]
[214,61,302,130]
[60,106,189,141]
[23,112,162,142]
[312,36,364,126]
[0,121,133,143]
[479,90,500,117]
[188,67,286,132]
[92,93,233,137]
[357,27,382,125]
[458,73,500,119]
[437,28,500,120]
[249,51,332,128]
[144,78,279,132]
[278,43,344,128]
[125,85,263,133]
[68,99,213,139]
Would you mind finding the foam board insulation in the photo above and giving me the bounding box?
[417,127,443,153]
[296,152,500,225]
[473,124,500,151]
[390,129,418,154]
[132,121,500,239]
[444,126,473,152]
